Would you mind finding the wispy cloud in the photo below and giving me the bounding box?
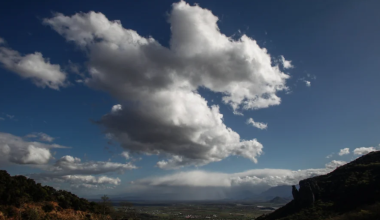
[25,132,55,142]
[246,118,268,130]
[6,114,14,119]
[280,55,294,69]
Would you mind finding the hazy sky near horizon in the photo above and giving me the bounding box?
[1,0,380,199]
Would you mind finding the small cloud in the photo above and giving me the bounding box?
[298,73,316,87]
[353,146,378,155]
[326,153,334,159]
[0,117,4,121]
[338,148,350,156]
[0,37,5,45]
[75,79,84,83]
[280,55,294,69]
[325,160,347,169]
[297,78,312,87]
[121,151,130,160]
[246,118,268,130]
[0,39,67,90]
[233,110,244,116]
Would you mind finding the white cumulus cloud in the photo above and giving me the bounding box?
[0,40,67,90]
[43,1,292,168]
[0,132,67,165]
[353,146,378,155]
[338,148,350,156]
[324,160,347,169]
[62,175,120,185]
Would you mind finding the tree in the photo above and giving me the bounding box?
[100,195,112,216]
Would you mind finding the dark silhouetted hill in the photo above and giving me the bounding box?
[256,151,380,220]
[0,170,157,220]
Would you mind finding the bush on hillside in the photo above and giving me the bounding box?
[42,203,55,213]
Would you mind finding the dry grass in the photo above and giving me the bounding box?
[0,202,112,220]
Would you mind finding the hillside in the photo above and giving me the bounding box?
[0,170,113,219]
[0,170,156,220]
[256,151,380,220]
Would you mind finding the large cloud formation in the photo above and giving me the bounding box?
[44,1,290,168]
[0,40,67,90]
[127,160,346,200]
[0,132,67,165]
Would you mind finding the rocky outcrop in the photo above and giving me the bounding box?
[292,179,320,208]
[256,151,380,220]
[291,185,299,200]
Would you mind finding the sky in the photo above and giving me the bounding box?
[1,0,380,200]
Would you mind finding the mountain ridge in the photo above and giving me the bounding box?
[257,151,380,220]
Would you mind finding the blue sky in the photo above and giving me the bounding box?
[0,0,380,199]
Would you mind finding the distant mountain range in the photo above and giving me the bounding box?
[259,185,294,200]
[224,185,294,202]
[268,196,291,204]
